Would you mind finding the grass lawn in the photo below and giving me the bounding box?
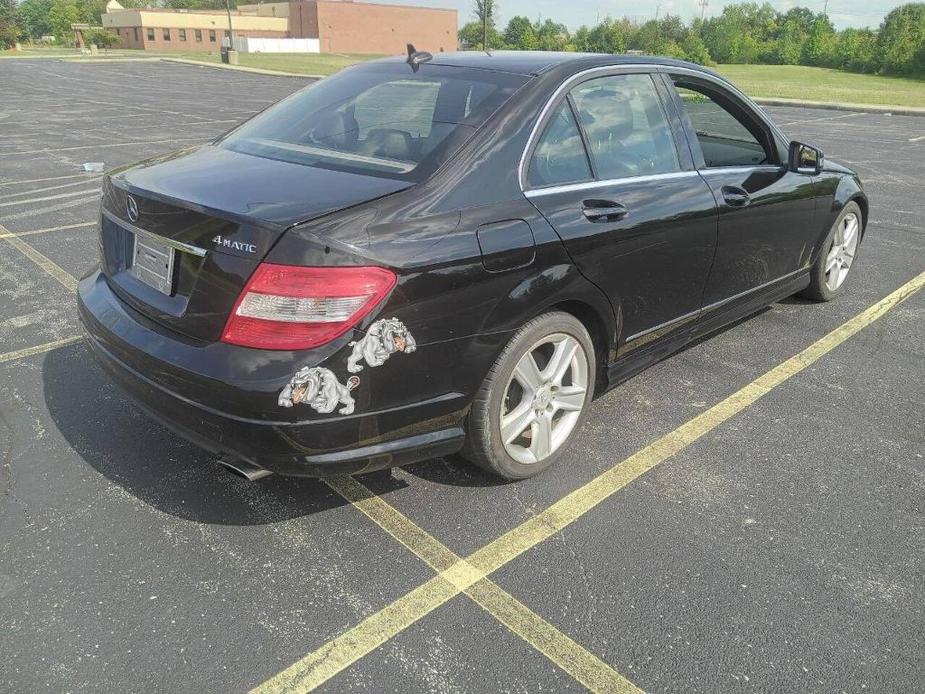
[715,64,925,108]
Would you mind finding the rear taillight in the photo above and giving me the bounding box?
[221,264,397,350]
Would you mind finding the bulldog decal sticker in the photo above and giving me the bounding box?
[278,367,360,415]
[347,318,417,373]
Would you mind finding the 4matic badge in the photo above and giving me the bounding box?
[212,235,257,254]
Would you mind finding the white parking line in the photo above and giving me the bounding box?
[0,188,100,208]
[0,173,100,187]
[0,179,102,200]
[909,135,925,142]
[0,137,206,157]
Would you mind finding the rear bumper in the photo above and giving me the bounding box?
[77,271,469,476]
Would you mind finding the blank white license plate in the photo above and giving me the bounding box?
[129,233,175,295]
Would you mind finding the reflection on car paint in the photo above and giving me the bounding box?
[347,318,417,373]
[278,367,360,415]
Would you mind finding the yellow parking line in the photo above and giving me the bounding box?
[0,223,78,291]
[0,221,96,239]
[253,476,641,694]
[0,336,83,364]
[253,269,925,693]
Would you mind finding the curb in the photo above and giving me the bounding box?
[160,57,322,79]
[752,96,925,117]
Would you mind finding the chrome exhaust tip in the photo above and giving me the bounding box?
[217,458,273,482]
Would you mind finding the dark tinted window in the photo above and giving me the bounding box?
[571,74,679,180]
[527,101,591,187]
[221,63,528,180]
[672,81,771,167]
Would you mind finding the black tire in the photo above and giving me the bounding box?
[461,311,596,480]
[799,201,862,302]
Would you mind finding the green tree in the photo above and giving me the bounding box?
[473,0,498,49]
[802,15,836,66]
[877,3,925,74]
[534,18,569,51]
[502,15,536,50]
[458,20,500,50]
[85,26,119,48]
[0,0,21,48]
[48,0,79,44]
[834,27,878,72]
[585,18,634,54]
[681,32,712,64]
[18,0,53,39]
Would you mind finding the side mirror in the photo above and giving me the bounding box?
[788,141,824,175]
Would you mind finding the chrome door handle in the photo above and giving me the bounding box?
[721,185,751,207]
[581,199,628,222]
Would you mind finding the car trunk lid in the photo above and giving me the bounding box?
[98,145,411,342]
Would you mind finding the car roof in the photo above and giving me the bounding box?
[378,50,726,80]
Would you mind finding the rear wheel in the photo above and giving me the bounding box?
[462,312,595,480]
[800,202,862,301]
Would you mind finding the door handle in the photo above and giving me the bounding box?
[581,199,628,222]
[721,185,751,207]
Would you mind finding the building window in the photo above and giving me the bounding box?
[147,28,155,41]
[195,29,202,42]
[163,28,171,41]
[133,27,139,41]
[179,29,186,41]
[209,30,216,42]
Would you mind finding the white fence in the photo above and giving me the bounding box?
[233,37,320,53]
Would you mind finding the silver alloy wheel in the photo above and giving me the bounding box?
[825,211,860,291]
[499,332,589,465]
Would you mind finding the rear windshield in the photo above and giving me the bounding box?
[219,62,530,181]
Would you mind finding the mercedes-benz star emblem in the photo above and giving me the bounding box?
[126,195,139,223]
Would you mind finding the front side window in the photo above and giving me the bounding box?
[163,28,170,41]
[147,28,154,41]
[209,30,216,42]
[221,63,528,180]
[179,29,186,41]
[527,101,591,187]
[195,29,202,42]
[672,80,772,167]
[570,74,680,180]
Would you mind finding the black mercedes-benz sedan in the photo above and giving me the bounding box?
[77,51,868,481]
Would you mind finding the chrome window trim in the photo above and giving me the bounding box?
[524,170,699,198]
[697,164,784,176]
[102,208,208,258]
[518,63,788,194]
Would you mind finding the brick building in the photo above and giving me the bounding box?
[101,0,457,55]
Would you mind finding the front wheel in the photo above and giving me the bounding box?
[461,312,595,480]
[800,202,862,301]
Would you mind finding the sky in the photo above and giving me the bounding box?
[375,0,901,31]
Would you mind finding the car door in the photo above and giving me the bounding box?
[666,74,817,307]
[525,72,717,352]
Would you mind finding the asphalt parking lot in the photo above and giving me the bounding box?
[1,58,923,693]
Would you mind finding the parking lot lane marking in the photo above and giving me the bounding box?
[251,573,467,694]
[0,137,208,157]
[0,224,78,292]
[0,179,102,200]
[465,581,643,694]
[0,188,101,208]
[0,221,96,239]
[0,336,83,364]
[909,135,925,143]
[466,269,925,576]
[319,476,643,693]
[261,270,925,692]
[0,173,100,187]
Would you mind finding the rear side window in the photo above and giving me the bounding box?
[672,81,772,167]
[221,63,529,181]
[570,74,680,180]
[527,102,592,187]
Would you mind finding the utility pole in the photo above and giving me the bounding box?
[822,0,829,16]
[655,4,660,21]
[698,0,708,22]
[225,0,234,50]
